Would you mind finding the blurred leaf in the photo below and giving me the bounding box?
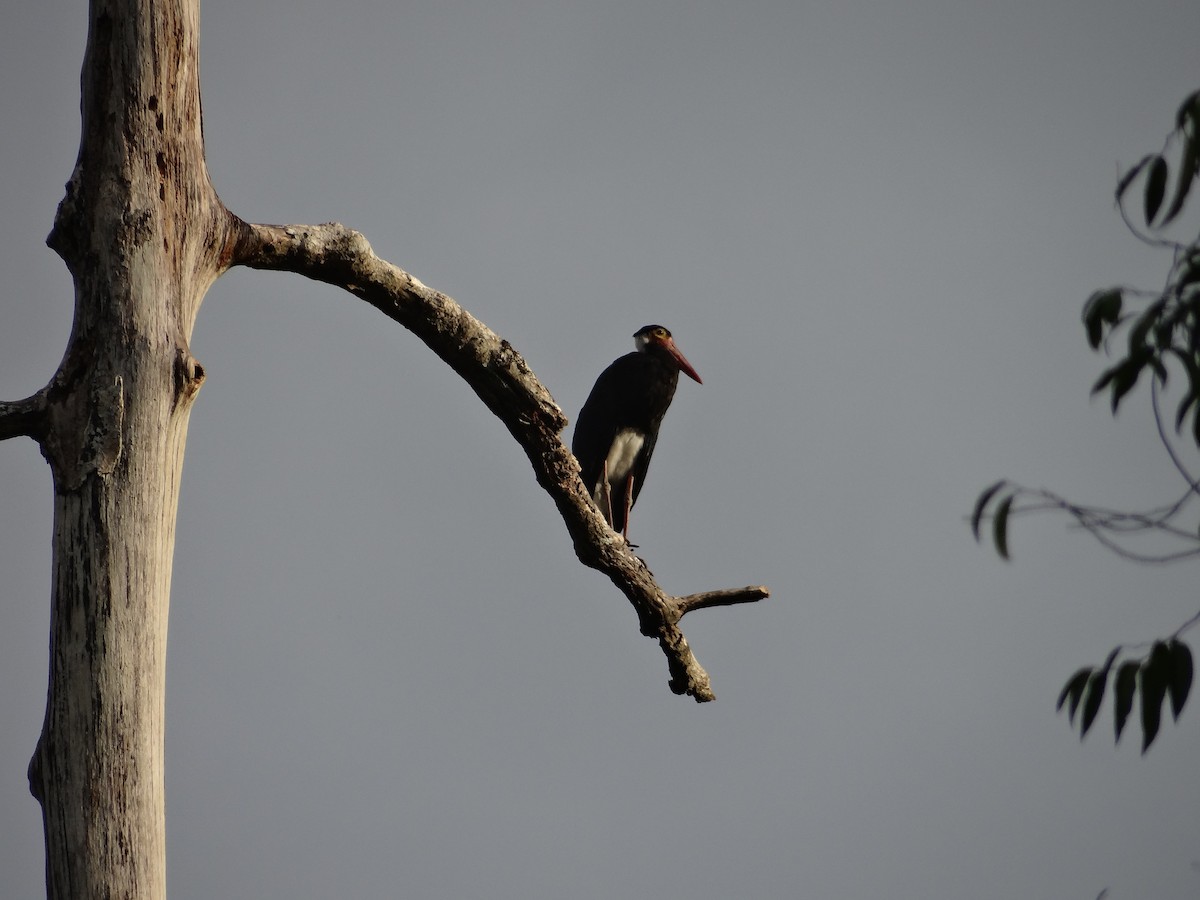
[1080,669,1107,738]
[1091,363,1121,396]
[1116,155,1154,202]
[1082,288,1123,349]
[1153,321,1173,350]
[1167,639,1193,720]
[1108,357,1145,412]
[1178,251,1200,295]
[1129,299,1166,351]
[1178,344,1200,444]
[993,494,1014,560]
[1193,392,1200,447]
[1057,666,1092,722]
[971,480,1007,542]
[1140,643,1171,753]
[1144,155,1168,225]
[1176,89,1200,131]
[1099,645,1121,675]
[1114,661,1139,742]
[1162,137,1196,225]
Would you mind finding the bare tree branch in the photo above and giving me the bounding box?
[677,586,772,618]
[0,390,48,442]
[230,219,769,701]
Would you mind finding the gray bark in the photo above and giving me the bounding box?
[21,0,238,895]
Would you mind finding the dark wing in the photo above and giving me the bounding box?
[572,350,680,531]
[571,356,633,500]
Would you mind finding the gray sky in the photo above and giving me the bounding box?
[3,1,1199,897]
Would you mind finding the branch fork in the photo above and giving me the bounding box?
[2,216,770,701]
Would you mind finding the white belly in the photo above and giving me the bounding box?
[605,429,644,485]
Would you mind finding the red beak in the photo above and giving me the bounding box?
[665,337,702,384]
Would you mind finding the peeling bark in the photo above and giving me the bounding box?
[21,1,236,895]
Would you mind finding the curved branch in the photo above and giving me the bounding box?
[983,486,1200,564]
[229,219,769,701]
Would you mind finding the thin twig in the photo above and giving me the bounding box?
[675,586,770,619]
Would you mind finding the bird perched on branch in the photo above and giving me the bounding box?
[572,325,702,541]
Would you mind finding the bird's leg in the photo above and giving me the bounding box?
[600,460,614,527]
[622,474,635,543]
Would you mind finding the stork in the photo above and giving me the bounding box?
[572,325,702,541]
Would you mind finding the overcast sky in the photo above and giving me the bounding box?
[2,1,1199,898]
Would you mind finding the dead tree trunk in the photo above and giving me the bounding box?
[0,1,766,896]
[13,0,237,895]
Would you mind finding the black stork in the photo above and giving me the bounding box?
[572,325,702,541]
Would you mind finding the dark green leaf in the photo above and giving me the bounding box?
[1178,251,1200,295]
[1057,666,1092,721]
[1080,669,1107,738]
[1144,155,1168,225]
[1153,321,1173,350]
[1114,660,1139,742]
[1098,645,1121,676]
[971,480,1007,542]
[1177,394,1198,434]
[1172,355,1199,431]
[1082,288,1123,349]
[1167,639,1193,720]
[1176,89,1200,131]
[993,494,1014,560]
[1140,643,1171,753]
[1091,364,1121,396]
[1175,345,1200,443]
[1161,136,1197,225]
[1108,358,1144,413]
[1129,299,1166,351]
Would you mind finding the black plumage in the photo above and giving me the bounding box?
[572,325,701,539]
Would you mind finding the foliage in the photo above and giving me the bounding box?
[1056,634,1193,752]
[973,89,1200,752]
